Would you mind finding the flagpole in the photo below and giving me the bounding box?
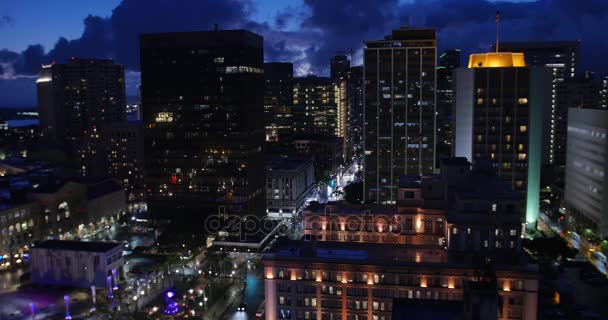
[496,11,500,53]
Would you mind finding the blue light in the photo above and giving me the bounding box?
[166,291,175,298]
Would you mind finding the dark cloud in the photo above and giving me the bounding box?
[0,15,13,27]
[0,49,19,63]
[1,0,608,89]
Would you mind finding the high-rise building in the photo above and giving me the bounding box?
[437,49,461,161]
[330,54,350,81]
[347,66,364,158]
[453,52,552,226]
[554,79,602,167]
[363,26,437,204]
[493,41,580,165]
[140,30,265,222]
[105,121,145,202]
[565,108,608,238]
[264,62,294,141]
[293,76,336,136]
[36,58,126,145]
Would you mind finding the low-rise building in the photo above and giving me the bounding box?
[266,156,315,220]
[31,240,123,288]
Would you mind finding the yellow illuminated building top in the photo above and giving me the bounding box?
[468,52,526,68]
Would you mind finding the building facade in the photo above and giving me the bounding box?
[140,30,266,221]
[493,41,580,166]
[364,26,437,204]
[564,108,608,238]
[36,58,126,146]
[436,49,461,162]
[266,157,315,220]
[264,159,537,320]
[554,79,602,167]
[347,66,364,159]
[30,240,123,288]
[454,52,552,226]
[264,62,294,141]
[293,76,337,137]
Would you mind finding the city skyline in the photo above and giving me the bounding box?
[1,0,608,107]
[2,2,608,319]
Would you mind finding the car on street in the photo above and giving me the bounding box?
[238,302,247,311]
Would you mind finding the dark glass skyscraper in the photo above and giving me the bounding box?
[363,26,437,204]
[37,58,126,145]
[436,49,461,161]
[140,30,265,222]
[264,62,294,141]
[330,54,350,81]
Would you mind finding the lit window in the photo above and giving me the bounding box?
[518,153,527,160]
[477,98,484,105]
[492,204,497,212]
[516,181,524,188]
[505,135,511,142]
[453,228,458,235]
[519,125,527,133]
[518,98,528,104]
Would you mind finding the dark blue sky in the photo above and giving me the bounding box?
[1,0,607,108]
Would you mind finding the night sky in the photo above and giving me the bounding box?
[1,0,607,107]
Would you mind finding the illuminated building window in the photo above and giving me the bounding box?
[502,162,512,169]
[155,112,174,123]
[519,125,527,133]
[516,180,524,188]
[518,98,528,105]
[492,204,497,212]
[477,135,483,142]
[453,228,458,235]
[505,135,511,142]
[518,153,527,160]
[492,98,497,105]
[477,98,484,105]
[518,144,524,151]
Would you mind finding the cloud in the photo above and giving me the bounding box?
[1,0,608,105]
[0,16,12,28]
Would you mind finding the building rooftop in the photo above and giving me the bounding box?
[34,240,122,253]
[468,52,526,68]
[140,29,263,50]
[264,240,536,272]
[266,156,313,172]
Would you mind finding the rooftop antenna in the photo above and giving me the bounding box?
[495,11,500,53]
